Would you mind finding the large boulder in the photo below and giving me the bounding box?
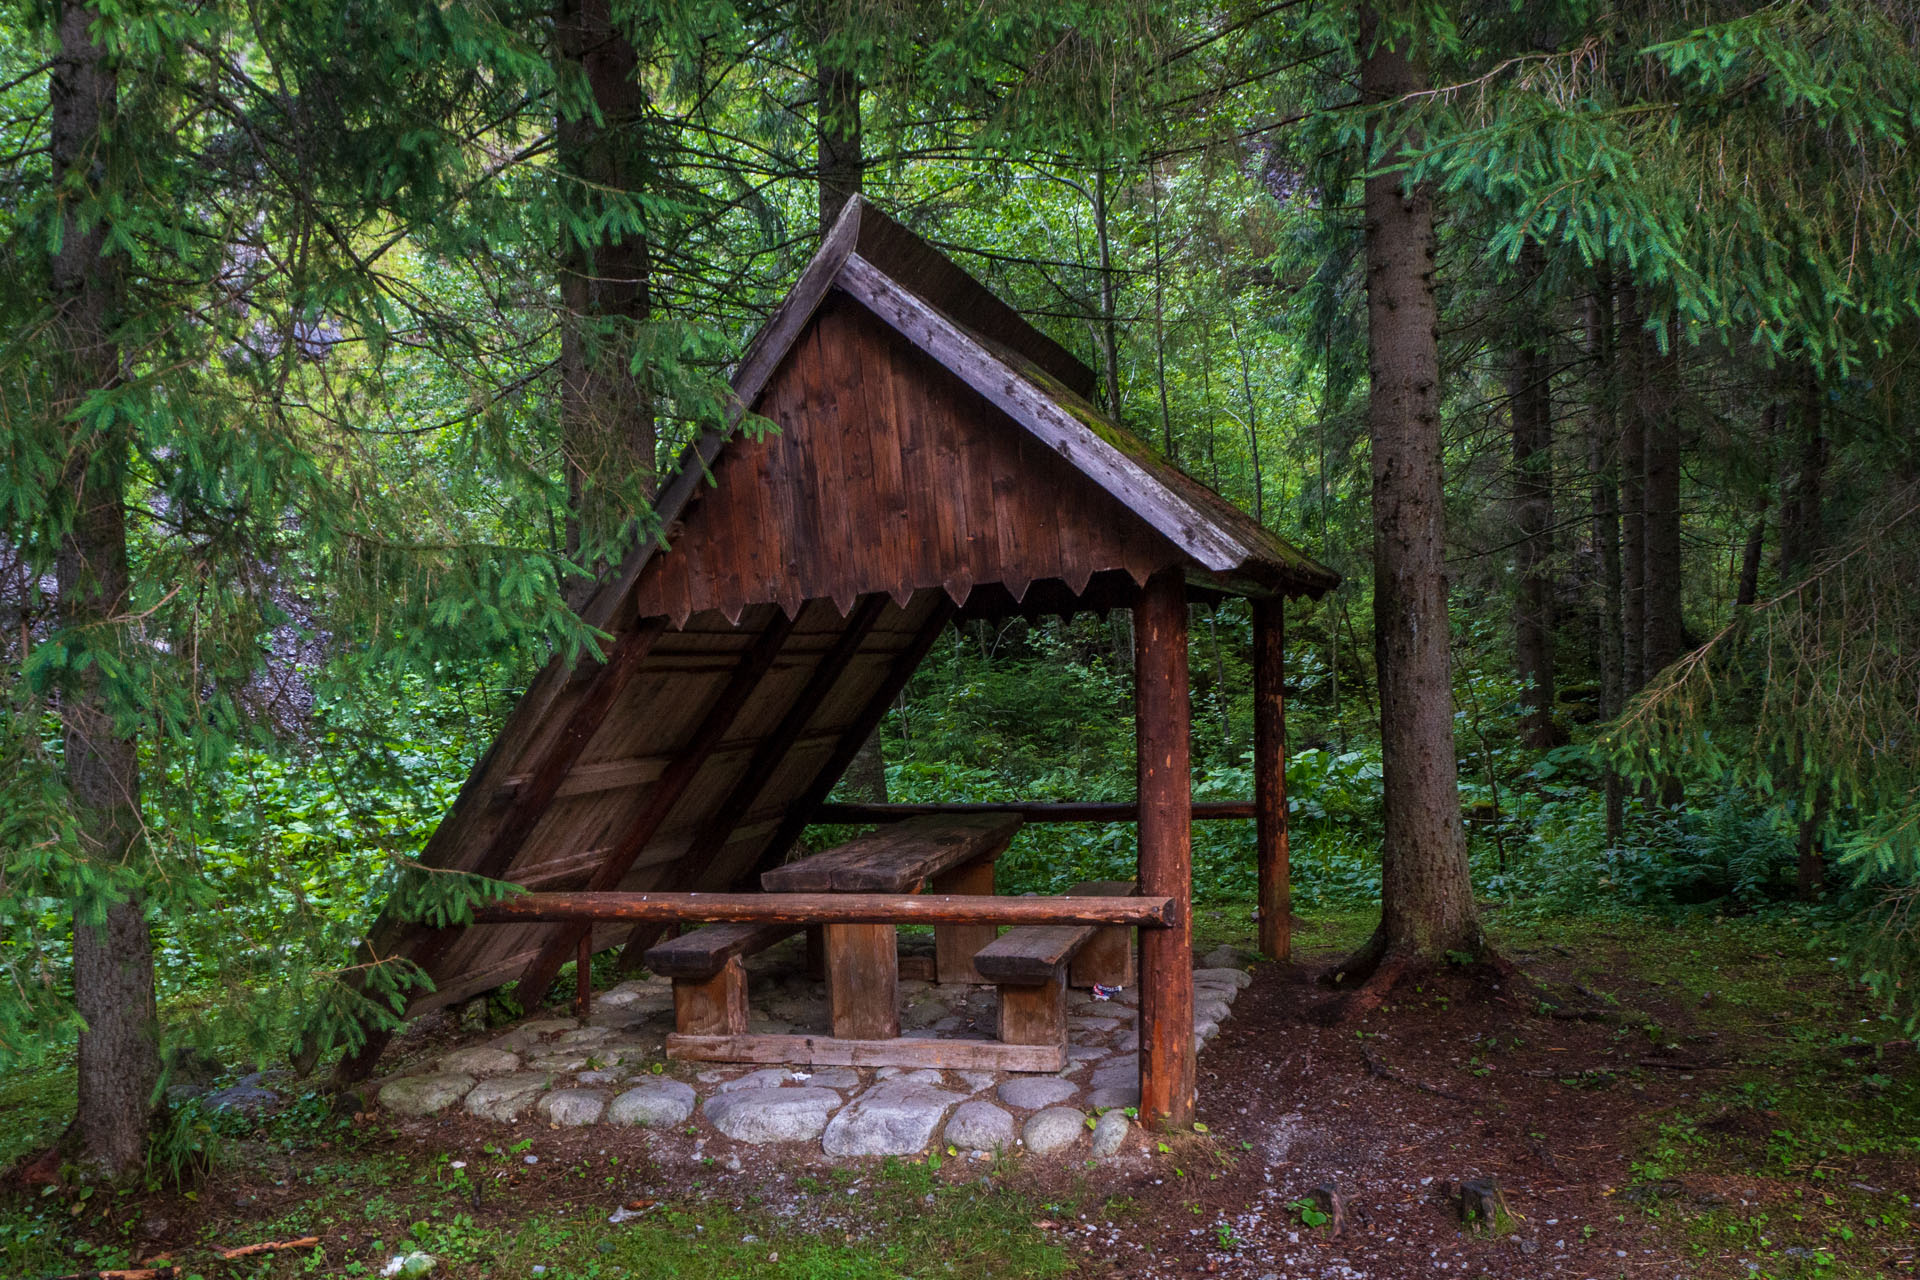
[821,1080,963,1157]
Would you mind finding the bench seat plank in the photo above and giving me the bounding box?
[760,813,1023,893]
[645,922,802,980]
[974,881,1135,985]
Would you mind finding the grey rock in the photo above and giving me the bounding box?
[440,1046,521,1077]
[956,1071,998,1095]
[874,1066,945,1084]
[1114,1031,1140,1052]
[1089,1109,1131,1157]
[1090,1061,1138,1090]
[522,1055,593,1074]
[1193,966,1254,990]
[538,1088,609,1126]
[945,1099,1015,1151]
[822,1081,963,1156]
[607,1079,696,1128]
[488,1027,540,1054]
[1195,1019,1220,1042]
[929,1016,969,1033]
[716,1068,796,1093]
[165,1084,210,1105]
[800,1067,861,1091]
[520,1018,579,1037]
[1088,1085,1140,1111]
[1067,1015,1124,1033]
[1195,998,1232,1023]
[379,1073,475,1117]
[204,1084,280,1114]
[1067,1043,1110,1061]
[463,1073,550,1122]
[1201,946,1256,970]
[575,1069,627,1087]
[900,1000,954,1031]
[1021,1106,1088,1155]
[997,1076,1079,1109]
[703,1087,843,1144]
[745,1016,795,1035]
[553,1026,615,1050]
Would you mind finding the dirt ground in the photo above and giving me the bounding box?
[9,912,1917,1279]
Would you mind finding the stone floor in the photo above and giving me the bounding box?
[373,937,1252,1160]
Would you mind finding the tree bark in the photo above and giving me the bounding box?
[1735,401,1774,608]
[1345,11,1482,983]
[1585,273,1624,842]
[1777,369,1826,580]
[1640,322,1684,680]
[815,9,862,230]
[556,0,656,601]
[1508,242,1559,749]
[51,0,159,1175]
[1617,283,1647,694]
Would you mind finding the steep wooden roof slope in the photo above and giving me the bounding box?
[363,197,1337,1018]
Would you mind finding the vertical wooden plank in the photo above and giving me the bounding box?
[996,973,1067,1047]
[1254,596,1291,962]
[1069,926,1136,990]
[1016,430,1064,585]
[931,858,997,984]
[1135,567,1195,1128]
[826,923,900,1039]
[674,958,749,1036]
[799,319,859,610]
[852,308,915,602]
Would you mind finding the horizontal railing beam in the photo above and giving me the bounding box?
[812,801,1256,824]
[471,891,1174,928]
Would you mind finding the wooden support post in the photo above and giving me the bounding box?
[826,923,899,1039]
[1135,567,1195,1128]
[673,957,749,1036]
[996,972,1067,1048]
[1254,596,1292,962]
[1069,925,1135,990]
[575,933,592,1017]
[931,858,997,984]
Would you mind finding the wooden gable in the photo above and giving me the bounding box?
[631,293,1185,627]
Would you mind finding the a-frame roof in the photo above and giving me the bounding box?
[357,198,1336,1022]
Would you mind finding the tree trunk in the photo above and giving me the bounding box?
[51,0,159,1175]
[1508,242,1559,749]
[1618,283,1647,694]
[1585,273,1624,842]
[556,0,656,602]
[1094,167,1122,415]
[1345,12,1482,984]
[1735,401,1774,608]
[1777,369,1826,580]
[815,11,862,230]
[1640,321,1684,681]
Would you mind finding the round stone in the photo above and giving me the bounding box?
[1021,1106,1088,1155]
[822,1081,963,1156]
[607,1079,696,1128]
[945,1099,1015,1151]
[379,1073,475,1117]
[463,1073,551,1122]
[440,1046,521,1077]
[1193,966,1254,990]
[716,1068,797,1093]
[1088,1085,1140,1111]
[1089,1061,1138,1090]
[575,1069,627,1087]
[1089,1108,1131,1157]
[1195,999,1231,1024]
[204,1083,280,1114]
[800,1067,861,1091]
[538,1088,609,1126]
[997,1076,1079,1110]
[553,1026,614,1050]
[702,1086,843,1144]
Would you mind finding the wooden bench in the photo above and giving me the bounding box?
[644,923,803,1036]
[973,880,1137,1049]
[761,812,1023,1037]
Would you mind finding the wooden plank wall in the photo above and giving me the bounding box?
[631,293,1184,627]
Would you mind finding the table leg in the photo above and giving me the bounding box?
[826,923,900,1039]
[931,859,997,984]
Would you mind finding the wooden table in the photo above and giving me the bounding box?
[760,812,1022,1038]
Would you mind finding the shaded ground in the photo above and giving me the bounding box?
[4,909,1916,1279]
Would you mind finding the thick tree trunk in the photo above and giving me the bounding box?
[1344,13,1482,986]
[1585,275,1624,842]
[52,0,159,1175]
[1508,242,1559,749]
[1617,284,1647,694]
[556,0,656,600]
[815,13,861,230]
[1777,369,1826,580]
[1640,324,1684,680]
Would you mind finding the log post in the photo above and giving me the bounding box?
[1135,567,1195,1128]
[1254,596,1291,962]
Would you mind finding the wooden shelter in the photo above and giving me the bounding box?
[339,198,1336,1126]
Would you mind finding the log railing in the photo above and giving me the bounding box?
[471,890,1174,928]
[812,800,1254,824]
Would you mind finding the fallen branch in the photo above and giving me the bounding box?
[1361,1046,1485,1107]
[213,1237,321,1260]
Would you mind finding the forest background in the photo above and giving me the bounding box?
[2,0,1918,1182]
